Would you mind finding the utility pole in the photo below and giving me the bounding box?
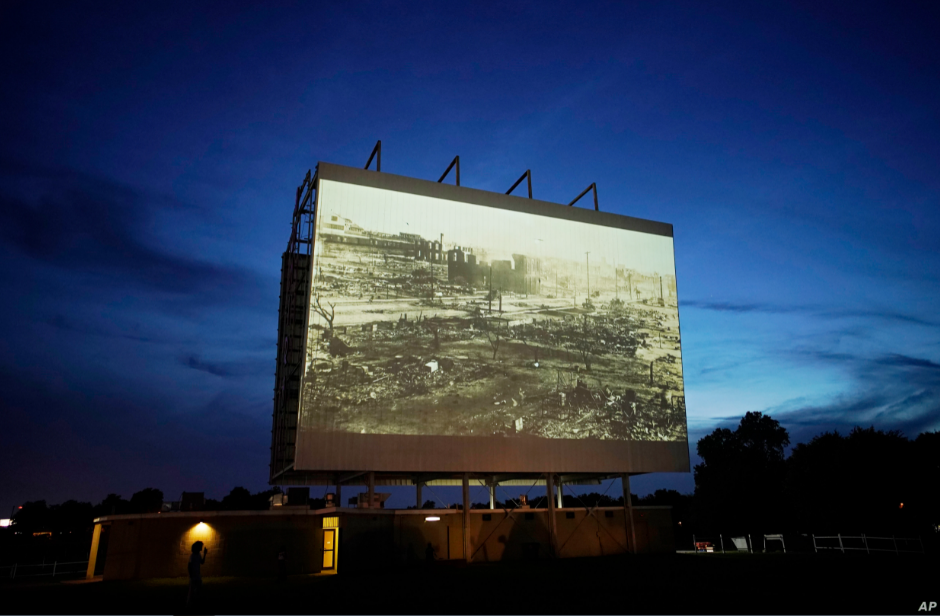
[585,252,591,300]
[488,265,493,313]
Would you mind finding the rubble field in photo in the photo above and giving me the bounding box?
[301,241,686,442]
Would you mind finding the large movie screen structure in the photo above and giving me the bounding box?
[271,163,688,484]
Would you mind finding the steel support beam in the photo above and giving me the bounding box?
[462,473,471,562]
[558,473,609,485]
[367,471,375,510]
[413,474,466,485]
[337,471,368,484]
[546,473,558,557]
[621,474,637,553]
[489,473,541,484]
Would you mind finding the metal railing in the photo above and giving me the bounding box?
[812,534,924,555]
[1,560,89,580]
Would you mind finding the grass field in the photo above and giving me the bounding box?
[3,552,934,614]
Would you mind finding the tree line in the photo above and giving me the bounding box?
[689,412,939,539]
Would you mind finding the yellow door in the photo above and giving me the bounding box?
[322,529,336,569]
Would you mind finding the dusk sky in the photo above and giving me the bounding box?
[2,1,938,513]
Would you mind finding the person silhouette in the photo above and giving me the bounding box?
[278,545,287,582]
[186,541,207,608]
[425,542,435,564]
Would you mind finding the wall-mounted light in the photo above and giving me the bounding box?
[425,516,441,522]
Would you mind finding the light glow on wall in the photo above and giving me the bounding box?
[187,521,215,543]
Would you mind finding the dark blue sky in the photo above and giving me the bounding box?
[2,1,938,513]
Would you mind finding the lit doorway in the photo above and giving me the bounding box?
[322,529,337,570]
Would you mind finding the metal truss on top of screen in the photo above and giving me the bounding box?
[506,168,533,198]
[364,140,381,172]
[438,155,460,186]
[569,182,599,211]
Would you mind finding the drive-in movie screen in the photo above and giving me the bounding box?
[295,171,688,470]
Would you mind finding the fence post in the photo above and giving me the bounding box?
[52,561,57,577]
[862,533,869,554]
[11,563,16,580]
[892,535,898,555]
[838,534,844,554]
[720,534,724,553]
[692,534,696,551]
[748,534,752,554]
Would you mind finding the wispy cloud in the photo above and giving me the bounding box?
[752,349,940,441]
[875,354,940,370]
[43,314,169,344]
[0,160,262,303]
[698,360,749,376]
[684,300,936,327]
[180,354,270,379]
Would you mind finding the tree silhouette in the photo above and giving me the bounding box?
[221,487,253,511]
[785,427,919,534]
[94,493,130,517]
[129,488,164,514]
[694,412,789,534]
[312,293,336,332]
[479,317,504,360]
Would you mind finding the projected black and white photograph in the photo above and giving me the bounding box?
[299,180,687,442]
